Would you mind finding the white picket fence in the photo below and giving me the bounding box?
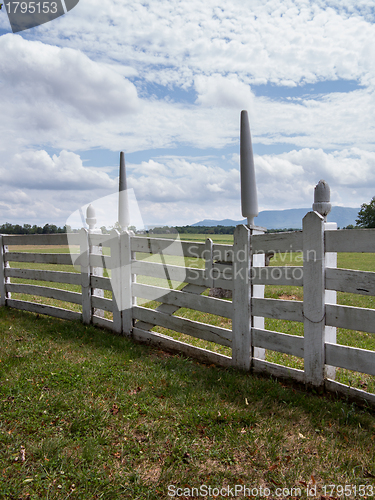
[1,211,375,404]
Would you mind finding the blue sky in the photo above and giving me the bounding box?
[1,0,375,228]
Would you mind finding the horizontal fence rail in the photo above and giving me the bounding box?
[1,216,375,406]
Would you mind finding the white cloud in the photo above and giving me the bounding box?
[0,150,116,190]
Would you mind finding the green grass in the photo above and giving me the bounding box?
[1,307,375,499]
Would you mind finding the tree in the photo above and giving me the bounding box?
[356,197,375,228]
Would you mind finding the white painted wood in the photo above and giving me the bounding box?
[232,224,251,370]
[212,264,304,287]
[205,238,214,288]
[252,228,265,360]
[89,254,111,269]
[5,268,81,285]
[240,110,259,225]
[132,283,232,318]
[91,295,113,312]
[325,379,375,406]
[303,211,325,386]
[80,228,91,324]
[132,305,232,347]
[5,252,73,265]
[0,236,9,306]
[7,298,81,321]
[252,231,303,255]
[252,358,305,383]
[88,233,112,247]
[108,230,122,334]
[326,304,375,334]
[89,227,104,319]
[131,236,206,258]
[91,276,112,291]
[252,266,303,286]
[212,262,233,279]
[121,231,133,335]
[133,327,232,368]
[133,282,208,334]
[131,244,137,308]
[325,228,375,253]
[252,297,303,322]
[132,260,206,286]
[326,268,375,296]
[252,328,304,358]
[6,283,82,304]
[325,342,375,376]
[324,221,337,380]
[2,233,76,246]
[211,244,234,263]
[212,277,234,291]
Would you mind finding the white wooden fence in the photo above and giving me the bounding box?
[1,213,375,405]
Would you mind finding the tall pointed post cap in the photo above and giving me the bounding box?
[118,151,130,230]
[240,110,258,226]
[312,179,331,221]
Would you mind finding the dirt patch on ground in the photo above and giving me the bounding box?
[279,294,300,301]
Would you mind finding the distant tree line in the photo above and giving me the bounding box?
[175,225,236,235]
[2,197,374,236]
[0,223,67,235]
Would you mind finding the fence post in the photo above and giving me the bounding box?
[80,227,92,324]
[232,224,252,370]
[312,179,337,380]
[120,230,133,335]
[109,229,122,334]
[0,235,10,307]
[303,211,325,386]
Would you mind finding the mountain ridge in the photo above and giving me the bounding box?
[192,206,359,230]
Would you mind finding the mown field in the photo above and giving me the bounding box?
[1,234,375,498]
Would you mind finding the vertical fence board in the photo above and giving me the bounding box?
[303,212,325,386]
[90,230,105,318]
[205,238,213,288]
[0,236,9,306]
[109,230,122,334]
[232,224,251,370]
[80,228,91,324]
[324,222,337,380]
[252,228,265,360]
[121,231,133,335]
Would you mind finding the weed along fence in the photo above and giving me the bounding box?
[1,111,375,406]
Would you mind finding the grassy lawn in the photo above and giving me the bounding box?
[1,307,375,499]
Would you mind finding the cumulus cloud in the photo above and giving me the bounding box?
[0,150,117,190]
[0,34,140,120]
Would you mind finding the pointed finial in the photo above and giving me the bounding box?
[86,204,96,230]
[240,110,259,226]
[312,179,331,221]
[118,151,130,230]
